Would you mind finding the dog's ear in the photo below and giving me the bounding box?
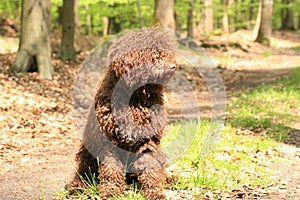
[110,50,146,88]
[110,51,136,78]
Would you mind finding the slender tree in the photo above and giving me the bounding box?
[221,0,235,34]
[204,0,214,33]
[281,0,296,30]
[11,0,53,79]
[103,17,109,36]
[253,0,273,46]
[107,4,121,34]
[174,11,181,32]
[136,0,144,28]
[298,10,300,29]
[74,0,80,37]
[222,0,229,34]
[154,0,175,29]
[194,0,205,37]
[280,0,286,29]
[61,0,75,60]
[85,4,92,35]
[249,0,255,28]
[187,0,195,38]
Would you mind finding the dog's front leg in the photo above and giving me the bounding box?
[133,153,166,199]
[97,150,127,199]
[138,170,166,199]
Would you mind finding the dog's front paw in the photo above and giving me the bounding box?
[142,188,166,200]
[97,183,127,199]
[65,177,85,194]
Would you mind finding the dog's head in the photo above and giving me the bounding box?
[107,28,178,88]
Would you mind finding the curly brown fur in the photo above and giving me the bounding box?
[67,28,178,199]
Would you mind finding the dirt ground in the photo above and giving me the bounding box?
[0,30,300,199]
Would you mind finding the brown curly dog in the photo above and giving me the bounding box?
[67,28,178,199]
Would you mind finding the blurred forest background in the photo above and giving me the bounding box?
[0,0,300,79]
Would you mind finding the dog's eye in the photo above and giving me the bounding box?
[169,63,176,70]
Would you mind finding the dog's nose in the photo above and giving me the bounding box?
[169,63,177,70]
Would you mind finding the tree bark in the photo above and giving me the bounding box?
[235,0,241,30]
[282,0,296,30]
[253,0,273,46]
[222,0,229,34]
[204,0,213,33]
[61,0,75,60]
[223,0,235,32]
[280,0,286,29]
[74,0,80,35]
[108,17,121,34]
[11,0,53,79]
[136,0,144,28]
[85,5,92,35]
[174,11,181,32]
[154,0,175,30]
[249,0,255,28]
[15,0,20,20]
[298,10,300,29]
[102,17,109,36]
[187,0,195,38]
[194,0,205,37]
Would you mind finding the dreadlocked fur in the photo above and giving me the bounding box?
[67,28,178,199]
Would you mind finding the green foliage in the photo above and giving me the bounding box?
[100,0,135,6]
[262,51,272,57]
[75,0,154,34]
[0,0,20,19]
[291,45,300,51]
[1,0,299,37]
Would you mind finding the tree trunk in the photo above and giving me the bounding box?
[108,17,121,34]
[136,0,144,28]
[249,0,255,28]
[74,0,80,35]
[11,0,53,79]
[222,0,229,34]
[154,0,175,30]
[187,0,195,38]
[280,0,286,29]
[204,0,213,33]
[61,0,75,60]
[282,0,296,30]
[102,17,109,36]
[298,10,300,29]
[73,0,82,50]
[85,5,92,35]
[235,0,241,30]
[253,0,273,46]
[194,0,205,37]
[15,0,20,20]
[174,11,181,32]
[222,0,234,34]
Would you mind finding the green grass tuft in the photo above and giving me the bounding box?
[262,51,272,57]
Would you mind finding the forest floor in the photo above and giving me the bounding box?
[0,30,300,200]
